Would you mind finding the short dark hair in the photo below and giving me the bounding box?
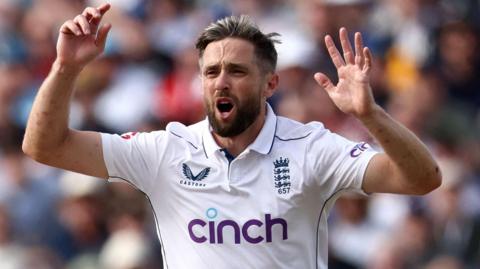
[195,15,280,73]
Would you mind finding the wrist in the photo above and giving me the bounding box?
[52,59,83,77]
[357,104,385,125]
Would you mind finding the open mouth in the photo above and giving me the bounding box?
[217,102,233,113]
[216,99,235,119]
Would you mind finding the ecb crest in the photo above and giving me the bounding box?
[273,157,291,195]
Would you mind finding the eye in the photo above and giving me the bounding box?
[231,69,246,76]
[204,69,218,77]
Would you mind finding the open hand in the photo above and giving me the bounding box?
[314,28,376,119]
[56,3,111,70]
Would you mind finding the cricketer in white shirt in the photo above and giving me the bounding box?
[23,5,442,269]
[102,104,377,269]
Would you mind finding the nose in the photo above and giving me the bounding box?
[214,70,230,92]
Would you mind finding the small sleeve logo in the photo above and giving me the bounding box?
[120,132,138,140]
[350,142,369,157]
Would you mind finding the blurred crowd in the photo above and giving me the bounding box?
[0,0,479,268]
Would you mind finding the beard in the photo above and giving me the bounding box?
[205,90,262,137]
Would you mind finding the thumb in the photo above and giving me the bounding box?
[95,23,111,51]
[314,72,335,92]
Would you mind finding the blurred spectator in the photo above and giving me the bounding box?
[100,180,162,269]
[367,212,435,269]
[386,70,445,138]
[0,147,61,247]
[425,155,480,267]
[0,205,27,269]
[152,46,204,124]
[432,21,480,111]
[329,194,385,268]
[72,57,117,132]
[56,173,107,262]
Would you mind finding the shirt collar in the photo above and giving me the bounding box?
[201,103,277,158]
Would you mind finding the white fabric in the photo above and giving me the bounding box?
[101,104,378,269]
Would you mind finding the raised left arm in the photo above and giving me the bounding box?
[314,28,441,195]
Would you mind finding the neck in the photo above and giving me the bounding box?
[212,105,267,157]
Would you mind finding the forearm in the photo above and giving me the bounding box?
[360,105,441,193]
[23,61,81,160]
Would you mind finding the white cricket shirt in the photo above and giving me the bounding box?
[101,104,378,269]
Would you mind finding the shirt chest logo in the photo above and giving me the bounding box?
[273,157,291,195]
[180,163,210,187]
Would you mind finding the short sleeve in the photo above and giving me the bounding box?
[307,128,378,196]
[101,131,167,192]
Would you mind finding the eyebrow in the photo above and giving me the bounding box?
[203,62,250,70]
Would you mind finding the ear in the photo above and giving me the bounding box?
[263,73,279,98]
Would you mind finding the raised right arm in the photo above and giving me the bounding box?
[22,4,112,179]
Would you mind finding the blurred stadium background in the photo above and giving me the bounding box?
[0,0,479,268]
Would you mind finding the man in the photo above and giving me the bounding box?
[22,3,441,269]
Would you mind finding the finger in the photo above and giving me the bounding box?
[60,20,82,36]
[95,23,112,51]
[73,15,91,35]
[314,72,335,93]
[363,47,372,73]
[97,3,111,15]
[354,32,364,66]
[324,35,345,69]
[83,3,110,26]
[339,27,354,65]
[82,7,102,22]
